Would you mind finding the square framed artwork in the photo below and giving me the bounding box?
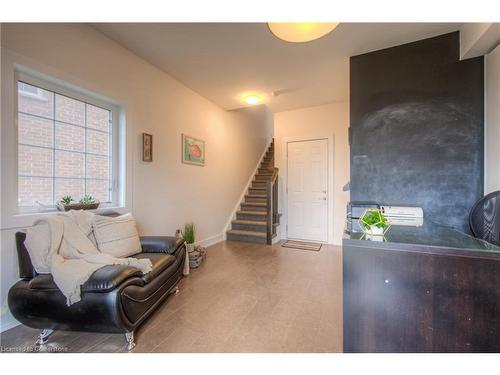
[182,134,205,166]
[142,133,153,162]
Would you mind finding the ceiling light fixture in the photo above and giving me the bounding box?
[267,23,339,43]
[244,94,262,105]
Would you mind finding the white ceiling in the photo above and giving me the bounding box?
[92,23,462,112]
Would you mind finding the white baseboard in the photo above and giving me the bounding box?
[196,233,224,248]
[0,313,20,333]
[223,138,274,235]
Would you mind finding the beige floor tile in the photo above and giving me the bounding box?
[1,241,343,353]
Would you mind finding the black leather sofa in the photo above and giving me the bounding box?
[8,232,186,350]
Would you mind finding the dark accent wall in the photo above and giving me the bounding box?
[350,32,484,232]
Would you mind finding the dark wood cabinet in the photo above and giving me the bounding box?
[343,241,500,352]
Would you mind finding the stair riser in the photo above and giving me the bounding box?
[255,176,272,181]
[237,212,266,220]
[232,222,267,232]
[241,204,266,212]
[227,233,267,244]
[251,184,267,189]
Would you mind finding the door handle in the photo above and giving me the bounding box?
[320,197,327,200]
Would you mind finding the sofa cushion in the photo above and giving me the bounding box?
[133,253,175,284]
[93,213,142,258]
[28,264,142,293]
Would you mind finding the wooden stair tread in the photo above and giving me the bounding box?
[227,229,266,238]
[242,202,266,206]
[238,210,266,215]
[232,219,267,225]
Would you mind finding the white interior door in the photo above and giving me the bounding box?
[287,139,328,242]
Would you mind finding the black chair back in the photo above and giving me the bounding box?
[469,191,500,246]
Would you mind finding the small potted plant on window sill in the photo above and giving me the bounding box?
[56,194,100,211]
[359,208,391,237]
[182,222,196,253]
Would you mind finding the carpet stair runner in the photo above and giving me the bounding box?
[226,140,276,244]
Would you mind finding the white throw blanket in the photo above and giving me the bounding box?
[24,211,152,306]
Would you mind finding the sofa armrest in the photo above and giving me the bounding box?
[140,236,185,254]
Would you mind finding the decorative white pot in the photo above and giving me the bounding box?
[186,243,195,253]
[369,225,384,236]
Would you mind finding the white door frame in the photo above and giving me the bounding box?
[281,135,335,244]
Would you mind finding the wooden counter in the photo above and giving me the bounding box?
[343,221,500,352]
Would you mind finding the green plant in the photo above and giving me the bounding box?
[79,194,95,204]
[360,209,388,229]
[60,195,73,205]
[182,223,196,244]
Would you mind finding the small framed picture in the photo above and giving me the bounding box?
[182,134,205,166]
[142,133,153,162]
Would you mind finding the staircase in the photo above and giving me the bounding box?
[226,140,279,244]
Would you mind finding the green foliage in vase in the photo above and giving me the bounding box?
[79,194,95,204]
[360,209,388,229]
[60,195,73,205]
[182,223,196,244]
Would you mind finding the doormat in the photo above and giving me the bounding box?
[281,240,322,251]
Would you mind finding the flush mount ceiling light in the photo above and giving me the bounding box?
[267,23,339,43]
[244,94,262,105]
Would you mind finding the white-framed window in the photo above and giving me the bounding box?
[16,73,121,210]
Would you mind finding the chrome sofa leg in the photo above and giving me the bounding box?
[35,329,54,346]
[125,331,136,351]
[171,285,180,295]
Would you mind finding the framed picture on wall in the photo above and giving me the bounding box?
[142,133,153,162]
[182,134,205,166]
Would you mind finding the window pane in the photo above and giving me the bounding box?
[87,104,110,132]
[86,179,110,203]
[17,79,115,208]
[18,82,54,118]
[18,113,53,147]
[86,128,109,155]
[55,150,84,178]
[86,154,109,179]
[55,178,85,203]
[55,94,85,126]
[18,177,53,206]
[55,122,84,152]
[18,145,53,176]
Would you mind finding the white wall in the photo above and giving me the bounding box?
[0,23,273,331]
[485,43,500,194]
[460,23,500,60]
[274,102,350,245]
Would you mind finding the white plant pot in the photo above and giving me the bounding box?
[369,225,384,236]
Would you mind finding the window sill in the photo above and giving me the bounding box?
[1,205,128,231]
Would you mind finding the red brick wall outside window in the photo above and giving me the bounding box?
[18,81,112,207]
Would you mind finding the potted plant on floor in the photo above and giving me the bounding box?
[182,223,196,253]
